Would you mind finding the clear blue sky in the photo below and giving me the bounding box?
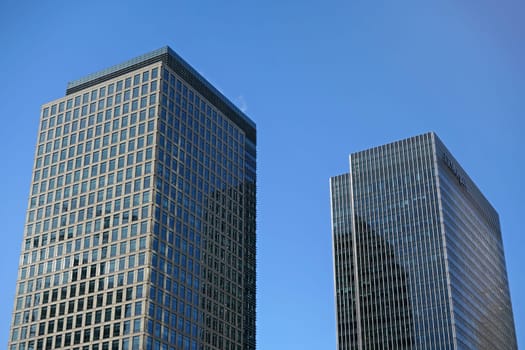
[1,0,523,348]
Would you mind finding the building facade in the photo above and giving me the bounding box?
[8,47,256,350]
[330,132,516,349]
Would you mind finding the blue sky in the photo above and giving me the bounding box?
[1,0,524,348]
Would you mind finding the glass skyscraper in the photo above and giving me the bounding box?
[8,47,256,350]
[330,132,516,349]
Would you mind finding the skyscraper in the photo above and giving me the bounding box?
[330,132,516,349]
[8,47,256,350]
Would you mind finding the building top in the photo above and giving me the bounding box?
[66,46,256,143]
[349,131,499,231]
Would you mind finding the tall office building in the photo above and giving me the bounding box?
[330,132,516,349]
[8,47,256,350]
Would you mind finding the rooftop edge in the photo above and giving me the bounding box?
[65,46,256,143]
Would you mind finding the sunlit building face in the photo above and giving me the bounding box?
[8,47,257,350]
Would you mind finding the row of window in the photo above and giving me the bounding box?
[35,123,155,169]
[19,274,144,313]
[32,158,151,200]
[40,108,156,157]
[152,172,244,249]
[29,199,150,230]
[159,91,243,144]
[33,140,154,193]
[15,289,143,327]
[39,111,153,160]
[17,254,146,302]
[159,98,243,154]
[19,241,147,282]
[147,317,200,346]
[37,121,154,161]
[43,67,159,118]
[11,324,142,350]
[26,221,147,261]
[30,170,153,219]
[27,179,151,232]
[157,110,245,183]
[158,69,247,190]
[162,67,245,143]
[30,179,151,213]
[29,176,151,214]
[43,109,152,139]
[41,93,157,138]
[26,200,149,234]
